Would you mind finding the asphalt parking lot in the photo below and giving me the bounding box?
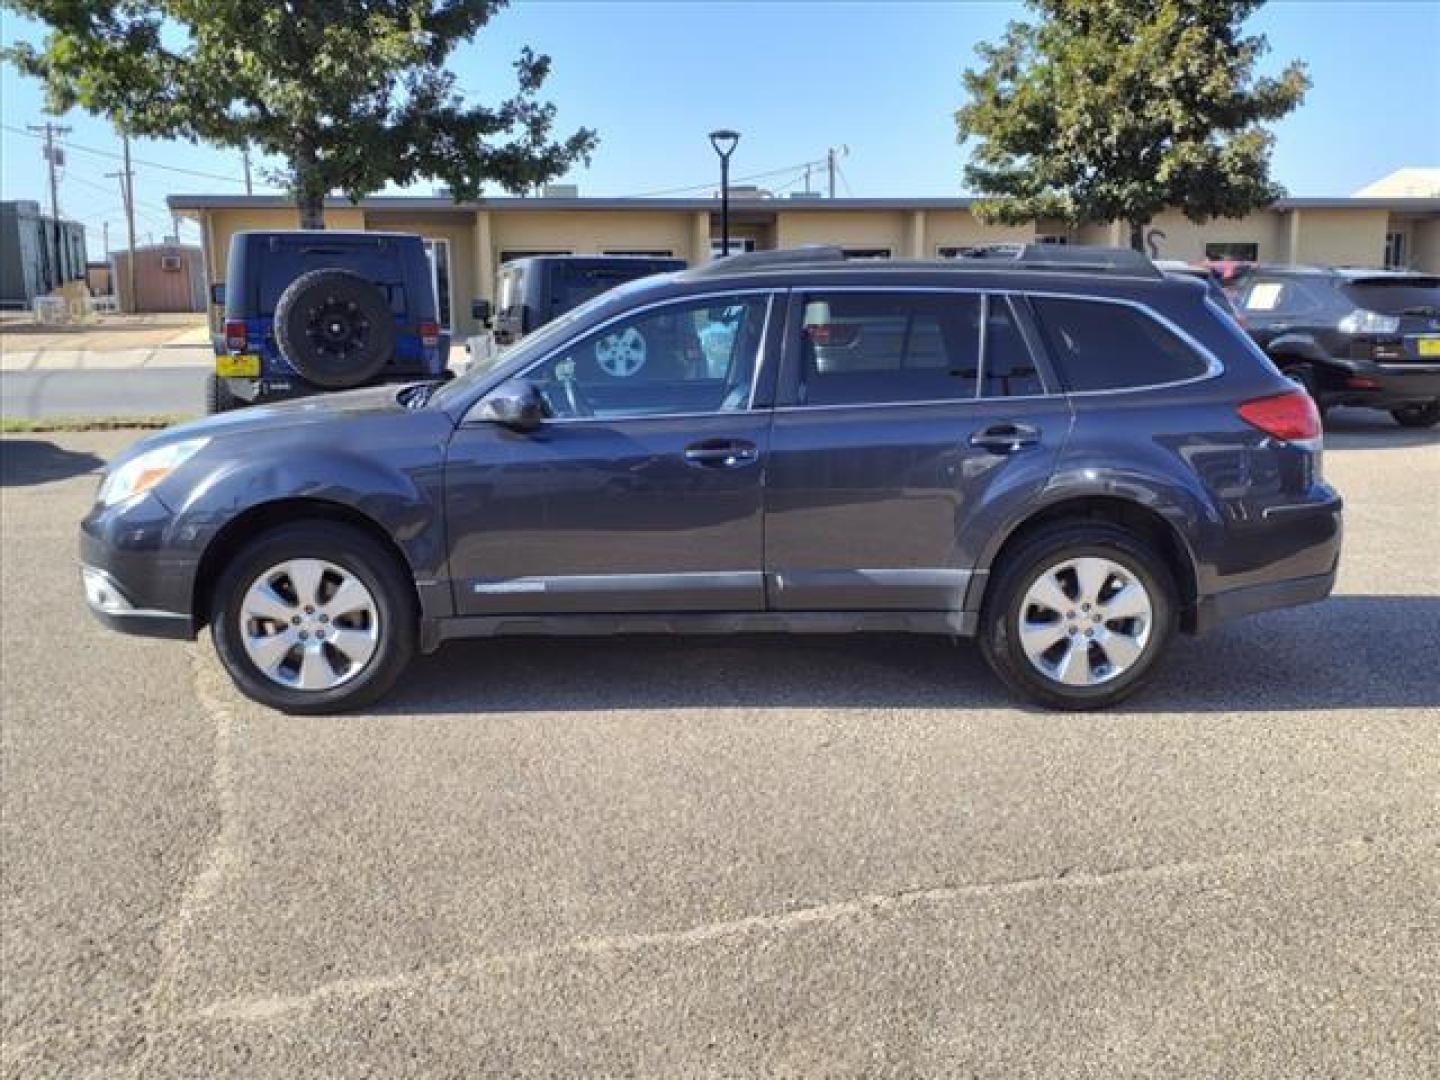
[2,413,1437,1078]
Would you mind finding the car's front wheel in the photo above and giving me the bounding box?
[980,522,1178,710]
[1390,402,1440,429]
[209,523,416,714]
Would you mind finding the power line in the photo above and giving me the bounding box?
[3,122,264,186]
[623,157,831,198]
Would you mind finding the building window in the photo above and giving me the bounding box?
[1204,242,1259,262]
[499,249,572,265]
[422,238,453,330]
[1384,231,1406,269]
[710,238,757,259]
[1034,234,1070,246]
[840,247,891,259]
[603,249,674,257]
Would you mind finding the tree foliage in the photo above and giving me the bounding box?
[4,1,598,227]
[956,0,1309,248]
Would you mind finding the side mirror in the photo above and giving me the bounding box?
[472,378,546,431]
[471,298,493,326]
[209,283,226,306]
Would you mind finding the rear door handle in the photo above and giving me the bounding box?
[684,439,759,468]
[969,422,1040,453]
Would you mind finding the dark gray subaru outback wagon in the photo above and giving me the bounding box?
[81,245,1342,713]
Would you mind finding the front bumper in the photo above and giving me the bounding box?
[80,492,199,641]
[81,565,193,640]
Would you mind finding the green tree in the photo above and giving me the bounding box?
[955,0,1309,250]
[4,1,597,228]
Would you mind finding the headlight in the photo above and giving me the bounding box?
[97,438,209,507]
[1338,308,1399,334]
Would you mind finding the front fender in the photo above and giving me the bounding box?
[157,412,452,602]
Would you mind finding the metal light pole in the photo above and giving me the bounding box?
[708,129,740,257]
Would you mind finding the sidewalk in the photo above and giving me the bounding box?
[0,313,213,372]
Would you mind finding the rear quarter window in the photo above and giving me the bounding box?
[1031,297,1210,392]
[1339,278,1440,316]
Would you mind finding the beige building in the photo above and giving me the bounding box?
[170,193,1440,336]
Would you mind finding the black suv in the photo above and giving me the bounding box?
[1231,265,1440,427]
[491,254,687,345]
[83,245,1341,713]
[208,230,452,412]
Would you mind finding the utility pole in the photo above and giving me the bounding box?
[241,145,254,195]
[102,221,109,256]
[826,146,849,199]
[106,128,138,312]
[28,121,71,286]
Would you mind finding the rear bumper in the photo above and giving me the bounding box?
[1193,490,1342,633]
[1193,568,1337,633]
[1318,359,1440,409]
[222,369,451,405]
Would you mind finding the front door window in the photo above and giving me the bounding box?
[526,295,769,419]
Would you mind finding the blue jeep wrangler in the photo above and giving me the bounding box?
[208,230,452,412]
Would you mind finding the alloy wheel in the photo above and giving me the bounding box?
[239,559,380,691]
[1017,556,1154,687]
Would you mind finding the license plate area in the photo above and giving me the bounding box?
[216,354,260,377]
[1414,336,1440,358]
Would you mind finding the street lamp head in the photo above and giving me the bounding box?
[708,129,740,159]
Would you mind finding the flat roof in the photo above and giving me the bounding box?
[168,193,1440,214]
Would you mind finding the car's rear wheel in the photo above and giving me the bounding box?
[204,373,240,414]
[1390,402,1440,429]
[1281,363,1327,421]
[209,523,415,714]
[980,522,1178,710]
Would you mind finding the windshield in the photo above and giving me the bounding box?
[1340,277,1440,316]
[428,275,668,410]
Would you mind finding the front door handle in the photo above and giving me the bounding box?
[684,439,759,468]
[969,422,1040,453]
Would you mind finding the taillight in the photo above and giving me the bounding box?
[1237,390,1321,442]
[418,321,440,348]
[223,319,247,352]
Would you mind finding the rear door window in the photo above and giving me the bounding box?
[1031,297,1209,392]
[797,292,981,405]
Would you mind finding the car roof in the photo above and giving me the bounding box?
[1239,263,1435,282]
[502,254,687,268]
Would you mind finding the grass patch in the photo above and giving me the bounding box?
[0,414,191,433]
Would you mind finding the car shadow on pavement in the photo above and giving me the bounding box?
[0,439,104,488]
[376,595,1439,717]
[1323,409,1440,452]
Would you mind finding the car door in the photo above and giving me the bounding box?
[763,288,1071,611]
[444,291,779,616]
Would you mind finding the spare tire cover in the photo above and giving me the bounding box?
[274,268,397,389]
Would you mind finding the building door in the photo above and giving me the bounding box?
[422,238,453,331]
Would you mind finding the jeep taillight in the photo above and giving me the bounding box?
[223,320,247,352]
[1238,390,1321,443]
[419,321,440,348]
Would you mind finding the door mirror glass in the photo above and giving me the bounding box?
[472,378,547,430]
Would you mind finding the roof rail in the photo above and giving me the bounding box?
[688,245,847,276]
[957,243,1163,279]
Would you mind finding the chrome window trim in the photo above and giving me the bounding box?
[462,289,779,425]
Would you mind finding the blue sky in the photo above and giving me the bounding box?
[3,0,1437,252]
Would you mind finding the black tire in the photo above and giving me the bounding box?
[209,522,416,714]
[1281,363,1327,420]
[1390,402,1440,429]
[273,269,396,390]
[979,521,1178,711]
[204,373,240,414]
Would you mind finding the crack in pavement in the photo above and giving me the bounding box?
[186,827,1436,1028]
[119,645,246,1077]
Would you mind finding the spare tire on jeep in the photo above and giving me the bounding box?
[274,268,397,389]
